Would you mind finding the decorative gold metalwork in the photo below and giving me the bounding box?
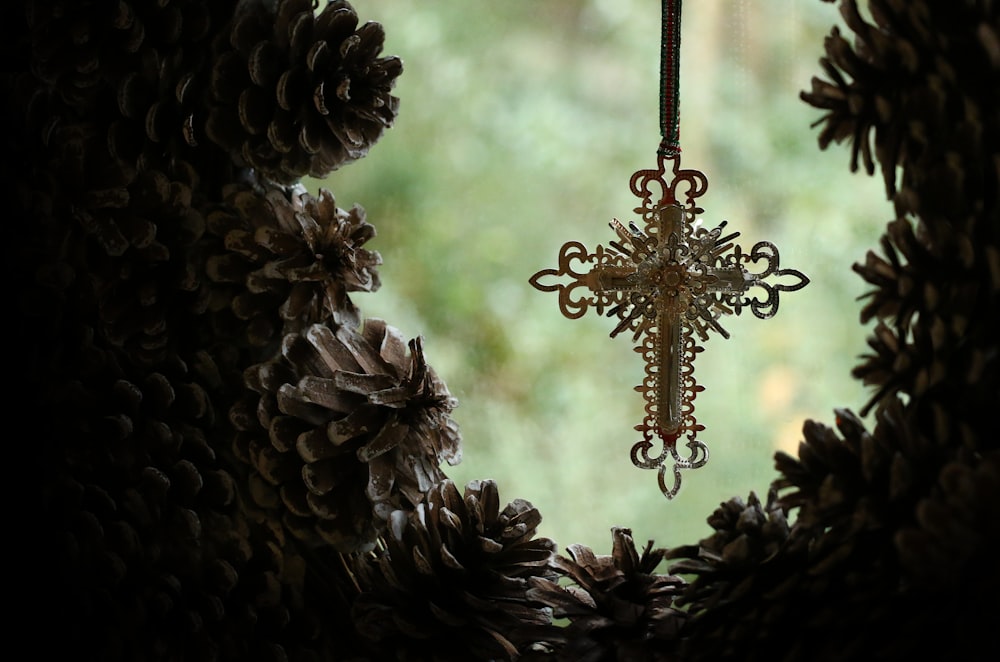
[530,154,809,498]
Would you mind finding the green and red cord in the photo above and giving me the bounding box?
[658,0,682,157]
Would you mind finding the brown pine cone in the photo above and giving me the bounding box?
[33,121,211,367]
[667,490,792,613]
[206,0,402,182]
[41,122,138,256]
[205,177,381,349]
[230,319,461,553]
[88,168,210,367]
[801,0,999,221]
[887,451,1000,659]
[110,0,241,157]
[661,490,858,662]
[26,0,239,169]
[36,334,283,660]
[26,0,148,112]
[772,404,959,539]
[896,451,1000,591]
[755,403,997,661]
[525,527,686,662]
[851,215,998,428]
[351,479,557,662]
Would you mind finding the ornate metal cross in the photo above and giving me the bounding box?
[530,154,809,498]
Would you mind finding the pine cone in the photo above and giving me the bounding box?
[851,215,999,430]
[772,437,1000,661]
[896,451,1000,590]
[668,490,791,612]
[351,479,557,661]
[36,332,253,659]
[26,0,239,170]
[230,319,461,553]
[206,0,402,182]
[750,403,999,661]
[205,177,381,349]
[662,490,812,661]
[88,168,210,367]
[772,403,977,549]
[889,451,1000,660]
[29,120,212,368]
[801,0,1000,220]
[41,122,137,255]
[525,527,687,662]
[26,0,148,112]
[775,409,881,531]
[109,0,241,163]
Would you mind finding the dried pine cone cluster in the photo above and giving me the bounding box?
[799,0,1000,521]
[804,0,999,432]
[13,0,425,659]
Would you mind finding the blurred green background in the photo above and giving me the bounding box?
[308,0,887,553]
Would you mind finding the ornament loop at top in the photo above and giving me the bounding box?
[629,152,708,209]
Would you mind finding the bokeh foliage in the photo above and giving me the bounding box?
[309,0,886,551]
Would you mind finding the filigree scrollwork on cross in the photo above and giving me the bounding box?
[530,153,809,499]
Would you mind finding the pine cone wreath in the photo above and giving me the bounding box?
[350,479,557,662]
[205,177,381,349]
[206,0,402,182]
[230,319,461,553]
[525,527,686,662]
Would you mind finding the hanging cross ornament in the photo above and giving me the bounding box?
[529,0,809,499]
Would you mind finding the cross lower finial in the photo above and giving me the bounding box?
[529,153,809,499]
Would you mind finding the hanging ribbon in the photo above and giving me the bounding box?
[658,0,682,157]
